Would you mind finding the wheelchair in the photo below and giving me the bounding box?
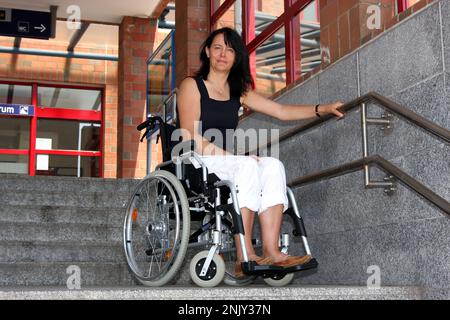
[123,116,318,288]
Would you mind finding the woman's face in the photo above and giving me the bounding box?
[206,33,236,73]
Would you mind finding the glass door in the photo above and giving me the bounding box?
[35,85,103,177]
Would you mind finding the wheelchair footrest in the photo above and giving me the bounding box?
[242,258,318,277]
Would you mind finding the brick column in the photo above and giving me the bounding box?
[319,0,396,68]
[118,17,157,178]
[175,0,210,86]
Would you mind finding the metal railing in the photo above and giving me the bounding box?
[249,91,450,217]
[288,155,450,216]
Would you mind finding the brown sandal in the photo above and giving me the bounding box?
[271,255,312,268]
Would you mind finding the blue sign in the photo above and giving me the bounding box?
[0,8,53,39]
[0,104,34,116]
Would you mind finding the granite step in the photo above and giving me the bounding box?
[0,285,424,300]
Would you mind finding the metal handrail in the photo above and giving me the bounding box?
[244,91,450,217]
[255,91,450,152]
[287,154,450,217]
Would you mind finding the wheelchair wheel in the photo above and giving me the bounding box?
[189,250,225,288]
[263,272,294,287]
[123,170,190,286]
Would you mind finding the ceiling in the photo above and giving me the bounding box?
[0,0,163,24]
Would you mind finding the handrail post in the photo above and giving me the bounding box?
[361,102,371,186]
[361,102,396,193]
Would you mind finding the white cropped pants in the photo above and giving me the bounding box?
[199,156,289,214]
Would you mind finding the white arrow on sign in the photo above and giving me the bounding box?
[34,24,46,33]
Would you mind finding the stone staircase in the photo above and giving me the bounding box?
[0,174,138,287]
[0,173,424,299]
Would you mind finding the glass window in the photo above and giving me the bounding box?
[214,1,242,34]
[257,1,284,19]
[0,154,28,174]
[408,0,421,7]
[0,84,32,104]
[35,155,100,177]
[37,87,102,111]
[255,26,286,97]
[147,32,174,117]
[300,0,318,22]
[37,119,100,151]
[212,0,222,15]
[0,118,30,149]
[298,0,321,78]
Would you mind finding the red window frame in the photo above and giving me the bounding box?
[397,0,422,13]
[397,0,408,13]
[0,80,104,177]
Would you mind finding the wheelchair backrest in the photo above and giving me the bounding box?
[159,122,181,162]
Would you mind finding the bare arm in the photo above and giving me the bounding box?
[241,90,345,121]
[177,77,232,156]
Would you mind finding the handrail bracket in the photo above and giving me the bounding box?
[365,173,397,196]
[366,112,393,132]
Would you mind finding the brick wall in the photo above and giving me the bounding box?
[319,0,436,69]
[175,0,210,86]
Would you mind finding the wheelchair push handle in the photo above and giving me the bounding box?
[137,116,164,142]
[137,116,164,131]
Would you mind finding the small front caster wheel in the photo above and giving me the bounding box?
[190,250,225,288]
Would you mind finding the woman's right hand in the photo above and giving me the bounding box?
[321,101,345,118]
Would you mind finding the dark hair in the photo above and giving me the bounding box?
[196,27,254,98]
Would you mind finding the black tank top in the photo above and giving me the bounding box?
[176,76,241,151]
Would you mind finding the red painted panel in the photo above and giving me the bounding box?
[35,149,101,157]
[0,149,28,155]
[398,0,408,13]
[36,108,102,121]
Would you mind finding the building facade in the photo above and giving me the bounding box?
[0,0,433,179]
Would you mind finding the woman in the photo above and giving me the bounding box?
[177,27,344,277]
